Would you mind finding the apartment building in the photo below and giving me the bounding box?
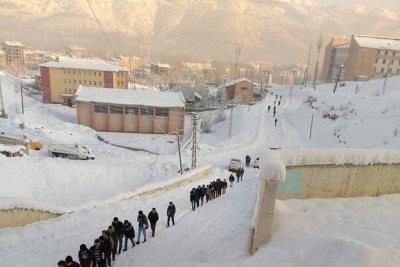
[40,57,129,104]
[0,49,6,67]
[320,37,351,83]
[345,35,400,81]
[75,86,185,134]
[1,41,25,66]
[65,45,87,58]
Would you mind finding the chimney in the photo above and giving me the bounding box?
[55,55,59,62]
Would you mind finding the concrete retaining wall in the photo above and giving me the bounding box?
[277,164,400,200]
[0,208,61,229]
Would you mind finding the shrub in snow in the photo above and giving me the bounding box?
[339,82,346,87]
[200,113,213,133]
[372,90,380,97]
[381,107,389,114]
[259,149,286,182]
[303,94,317,108]
[383,136,389,145]
[393,128,399,137]
[322,111,339,121]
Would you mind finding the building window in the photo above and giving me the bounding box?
[99,82,102,86]
[397,69,400,74]
[121,81,124,86]
[73,80,76,84]
[381,68,385,73]
[390,59,394,64]
[373,67,377,72]
[377,50,380,55]
[68,89,71,93]
[398,61,400,65]
[84,80,87,85]
[117,72,119,77]
[383,59,386,64]
[389,68,392,73]
[68,70,70,74]
[78,71,81,75]
[241,87,249,90]
[89,81,92,85]
[110,105,123,114]
[385,50,388,55]
[94,72,96,76]
[63,70,66,74]
[94,81,97,86]
[79,80,81,84]
[74,89,76,93]
[98,72,101,76]
[68,79,71,84]
[64,79,66,83]
[64,88,67,92]
[83,71,86,75]
[140,106,152,115]
[89,72,91,76]
[125,107,138,115]
[117,81,120,86]
[375,59,378,64]
[73,70,75,74]
[94,104,108,113]
[108,73,112,77]
[155,108,168,116]
[393,51,396,56]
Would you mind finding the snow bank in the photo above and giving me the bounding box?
[0,144,25,153]
[259,149,286,182]
[0,165,212,214]
[278,149,400,167]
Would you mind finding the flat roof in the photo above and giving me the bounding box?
[2,41,24,46]
[75,86,185,108]
[354,35,400,50]
[225,77,254,87]
[40,58,128,72]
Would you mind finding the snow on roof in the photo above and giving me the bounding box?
[153,62,171,68]
[336,44,350,49]
[67,45,86,51]
[40,58,128,72]
[259,149,286,182]
[75,86,186,108]
[194,92,203,100]
[354,35,400,50]
[225,78,254,87]
[278,149,400,167]
[2,41,24,46]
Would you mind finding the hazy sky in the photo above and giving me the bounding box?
[317,0,398,9]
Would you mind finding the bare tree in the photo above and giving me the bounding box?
[313,33,324,88]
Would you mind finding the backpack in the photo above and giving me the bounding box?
[190,190,196,197]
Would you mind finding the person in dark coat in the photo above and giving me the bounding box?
[268,105,271,113]
[275,118,278,126]
[148,208,159,237]
[190,188,197,210]
[222,179,227,194]
[123,220,135,251]
[240,167,244,181]
[107,226,118,261]
[167,202,176,227]
[90,239,104,267]
[205,185,211,202]
[229,174,235,187]
[273,110,276,117]
[58,260,67,267]
[278,100,281,106]
[78,244,95,267]
[65,256,81,267]
[99,232,112,267]
[196,185,202,207]
[200,185,206,205]
[136,210,148,244]
[112,217,124,255]
[245,155,251,167]
[236,169,240,183]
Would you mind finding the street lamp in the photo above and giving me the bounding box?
[333,64,344,94]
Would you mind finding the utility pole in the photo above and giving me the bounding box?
[333,64,344,94]
[309,114,314,139]
[219,76,227,120]
[0,75,8,118]
[313,34,324,89]
[176,130,183,174]
[382,61,392,95]
[191,113,198,169]
[304,43,311,87]
[228,100,234,139]
[234,48,241,79]
[20,83,24,114]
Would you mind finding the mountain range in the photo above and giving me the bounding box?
[0,0,399,64]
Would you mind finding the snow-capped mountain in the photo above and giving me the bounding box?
[0,0,398,63]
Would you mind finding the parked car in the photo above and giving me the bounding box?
[48,144,95,160]
[228,158,242,172]
[254,157,260,168]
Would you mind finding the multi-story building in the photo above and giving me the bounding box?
[0,49,6,67]
[320,37,351,83]
[40,57,129,104]
[1,41,25,66]
[330,44,350,83]
[65,45,87,58]
[345,35,400,81]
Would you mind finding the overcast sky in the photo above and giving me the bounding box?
[317,0,398,9]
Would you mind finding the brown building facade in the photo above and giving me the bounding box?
[1,41,25,66]
[225,78,255,104]
[321,37,351,83]
[75,86,186,134]
[345,35,400,81]
[40,58,129,104]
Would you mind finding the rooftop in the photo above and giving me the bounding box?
[354,35,400,50]
[2,41,24,47]
[225,77,254,87]
[336,44,350,49]
[75,86,185,108]
[40,58,128,72]
[67,45,86,51]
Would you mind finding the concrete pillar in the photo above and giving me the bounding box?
[251,179,278,255]
[23,134,30,156]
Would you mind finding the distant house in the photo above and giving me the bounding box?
[65,45,87,58]
[150,63,171,75]
[75,86,186,134]
[225,78,255,104]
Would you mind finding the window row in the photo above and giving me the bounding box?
[377,50,397,56]
[374,59,400,65]
[62,70,125,77]
[94,105,169,116]
[373,67,400,74]
[63,88,77,93]
[63,79,123,87]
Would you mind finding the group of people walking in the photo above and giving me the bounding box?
[189,179,227,211]
[57,203,176,267]
[267,92,282,127]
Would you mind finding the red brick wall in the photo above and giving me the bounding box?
[40,66,51,102]
[104,71,113,88]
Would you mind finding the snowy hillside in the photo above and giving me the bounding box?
[1,73,400,266]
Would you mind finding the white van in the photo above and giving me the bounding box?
[48,144,95,160]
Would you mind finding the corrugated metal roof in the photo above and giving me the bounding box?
[40,58,129,72]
